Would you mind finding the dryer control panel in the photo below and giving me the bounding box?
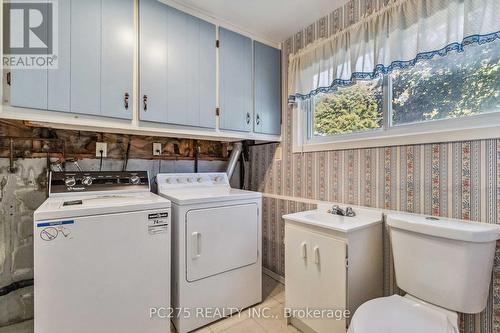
[156,173,229,189]
[49,171,150,195]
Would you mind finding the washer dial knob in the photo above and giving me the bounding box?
[82,176,93,186]
[129,175,141,184]
[65,177,76,187]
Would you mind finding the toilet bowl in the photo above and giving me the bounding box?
[348,295,459,333]
[348,213,500,333]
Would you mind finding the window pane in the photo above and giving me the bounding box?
[392,40,500,126]
[312,78,383,137]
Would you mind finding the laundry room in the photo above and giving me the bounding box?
[1,0,500,333]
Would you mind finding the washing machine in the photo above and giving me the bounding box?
[156,173,262,333]
[34,171,171,333]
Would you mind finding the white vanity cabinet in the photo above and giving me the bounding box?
[283,207,383,333]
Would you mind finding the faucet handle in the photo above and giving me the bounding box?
[328,205,345,216]
[345,207,356,217]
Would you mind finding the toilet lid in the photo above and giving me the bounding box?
[348,295,459,333]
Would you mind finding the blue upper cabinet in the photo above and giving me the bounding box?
[11,0,134,119]
[100,0,134,119]
[218,28,253,132]
[254,42,281,135]
[70,0,101,116]
[139,0,216,128]
[10,3,49,110]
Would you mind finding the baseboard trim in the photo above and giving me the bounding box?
[262,267,285,284]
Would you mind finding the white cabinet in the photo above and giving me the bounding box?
[284,210,383,333]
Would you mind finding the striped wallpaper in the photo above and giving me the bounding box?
[249,0,500,332]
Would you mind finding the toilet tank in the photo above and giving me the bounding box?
[387,213,500,314]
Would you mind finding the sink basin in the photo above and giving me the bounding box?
[302,212,355,224]
[283,206,382,233]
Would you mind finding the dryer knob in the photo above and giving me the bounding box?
[65,177,76,187]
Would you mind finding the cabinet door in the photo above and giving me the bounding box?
[166,7,216,128]
[48,0,70,112]
[70,0,101,116]
[285,225,312,314]
[219,28,253,132]
[101,0,134,119]
[139,0,216,127]
[10,2,49,110]
[254,42,281,135]
[186,204,258,282]
[285,225,347,333]
[139,0,168,123]
[307,231,347,333]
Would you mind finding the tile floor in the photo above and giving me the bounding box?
[174,274,299,333]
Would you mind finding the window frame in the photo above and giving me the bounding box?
[294,70,500,153]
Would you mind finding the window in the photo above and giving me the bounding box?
[312,77,383,136]
[392,41,500,125]
[300,40,500,151]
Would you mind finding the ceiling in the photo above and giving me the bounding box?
[168,0,346,44]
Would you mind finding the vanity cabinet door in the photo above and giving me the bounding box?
[254,41,281,135]
[285,224,347,333]
[218,27,253,132]
[307,231,347,333]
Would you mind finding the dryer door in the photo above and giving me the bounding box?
[186,203,258,282]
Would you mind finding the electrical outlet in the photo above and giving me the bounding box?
[274,146,282,161]
[96,142,107,157]
[153,143,162,156]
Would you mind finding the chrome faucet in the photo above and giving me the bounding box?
[328,205,356,217]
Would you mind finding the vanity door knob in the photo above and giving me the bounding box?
[301,242,307,259]
[314,246,320,265]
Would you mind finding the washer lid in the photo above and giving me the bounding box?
[157,187,262,205]
[34,192,170,221]
[349,295,459,333]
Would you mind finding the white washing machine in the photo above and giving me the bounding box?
[156,173,262,333]
[34,171,171,333]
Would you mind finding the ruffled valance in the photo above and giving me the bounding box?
[288,0,500,103]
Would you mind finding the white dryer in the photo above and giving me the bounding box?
[156,173,262,333]
[34,171,171,333]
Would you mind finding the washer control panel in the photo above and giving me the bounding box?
[157,173,229,189]
[49,171,150,195]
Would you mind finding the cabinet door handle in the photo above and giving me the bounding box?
[246,112,251,124]
[314,246,320,265]
[124,93,130,110]
[143,95,148,111]
[301,242,307,259]
[192,232,201,259]
[256,114,261,125]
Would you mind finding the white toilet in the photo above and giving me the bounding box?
[348,213,500,333]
